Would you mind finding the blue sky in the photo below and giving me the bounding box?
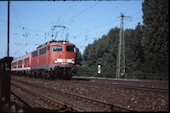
[0,0,143,58]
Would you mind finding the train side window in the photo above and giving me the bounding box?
[52,45,62,52]
[66,46,75,52]
[32,52,34,57]
[32,50,39,57]
[15,62,17,66]
[39,49,42,55]
[18,60,22,66]
[44,47,46,53]
[43,47,46,54]
[22,60,24,65]
[37,50,39,56]
[24,59,27,66]
[33,51,37,56]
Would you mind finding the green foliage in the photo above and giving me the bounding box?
[125,23,145,73]
[76,0,168,78]
[75,47,82,65]
[142,0,169,73]
[76,65,96,77]
[81,26,145,76]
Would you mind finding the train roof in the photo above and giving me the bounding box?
[37,39,70,49]
[12,53,31,62]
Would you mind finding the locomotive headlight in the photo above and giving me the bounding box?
[72,58,75,64]
[54,58,62,63]
[54,58,57,63]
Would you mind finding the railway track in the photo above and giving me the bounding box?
[11,83,81,112]
[72,76,168,90]
[11,76,168,111]
[11,78,138,112]
[68,79,168,94]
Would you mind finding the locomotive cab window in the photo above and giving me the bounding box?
[52,45,62,52]
[66,46,76,52]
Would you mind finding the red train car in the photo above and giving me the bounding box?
[11,40,76,80]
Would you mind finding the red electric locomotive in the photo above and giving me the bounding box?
[11,40,76,80]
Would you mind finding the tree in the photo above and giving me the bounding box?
[83,44,96,66]
[142,0,169,73]
[75,47,82,65]
[124,28,136,72]
[82,27,120,74]
[134,23,144,64]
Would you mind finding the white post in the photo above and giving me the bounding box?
[98,64,101,74]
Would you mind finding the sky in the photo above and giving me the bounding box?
[0,0,143,59]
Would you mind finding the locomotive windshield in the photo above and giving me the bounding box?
[66,46,76,52]
[52,45,62,52]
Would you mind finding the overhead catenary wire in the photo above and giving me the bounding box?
[2,2,142,42]
[62,1,101,25]
[0,1,143,58]
[11,3,25,36]
[71,10,142,40]
[0,18,46,33]
[74,14,143,49]
[57,2,76,25]
[84,2,127,23]
[7,11,141,56]
[45,1,100,41]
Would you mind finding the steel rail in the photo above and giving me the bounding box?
[11,82,84,112]
[11,78,139,112]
